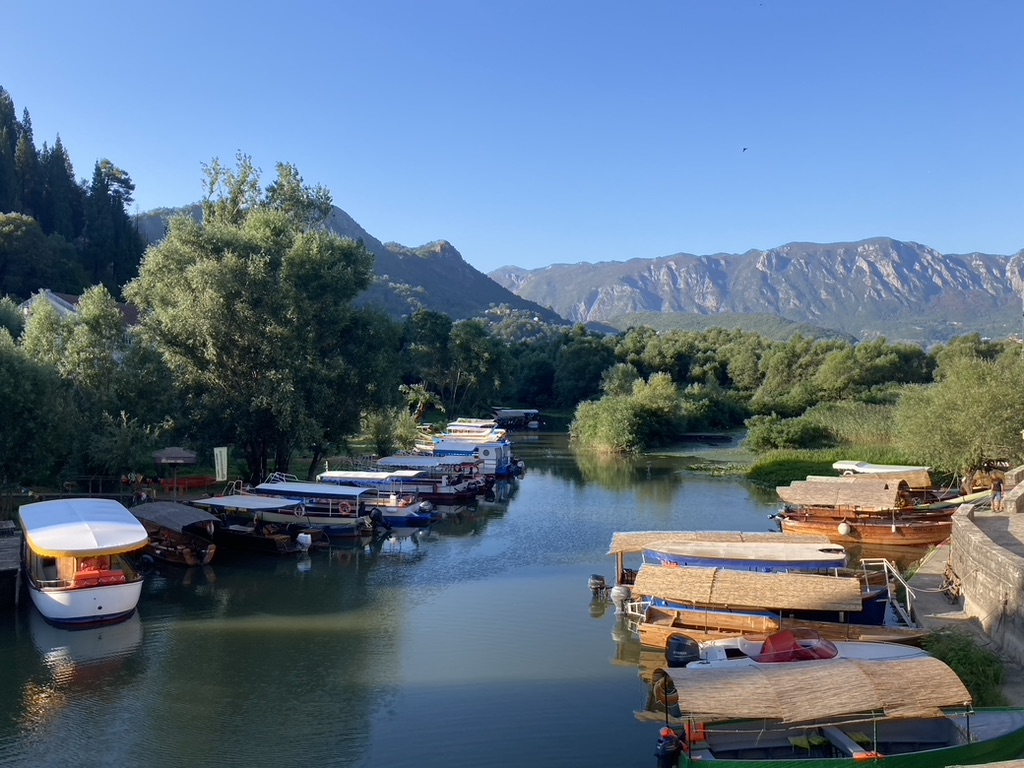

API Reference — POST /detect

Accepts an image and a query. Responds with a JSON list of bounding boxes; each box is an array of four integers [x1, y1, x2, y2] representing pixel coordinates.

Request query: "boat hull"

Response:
[[633, 604, 925, 649], [650, 709, 1024, 767], [141, 523, 217, 566], [27, 580, 143, 626], [642, 540, 846, 573], [256, 508, 370, 538], [778, 513, 952, 547]]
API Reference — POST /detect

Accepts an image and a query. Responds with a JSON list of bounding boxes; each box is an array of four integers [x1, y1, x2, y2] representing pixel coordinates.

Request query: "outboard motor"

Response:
[[369, 507, 392, 533], [665, 634, 701, 668], [654, 727, 684, 768], [588, 574, 607, 597], [610, 584, 632, 614]]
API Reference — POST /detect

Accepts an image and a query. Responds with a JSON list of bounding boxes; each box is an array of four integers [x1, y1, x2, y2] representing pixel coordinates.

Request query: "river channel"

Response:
[[0, 432, 916, 767]]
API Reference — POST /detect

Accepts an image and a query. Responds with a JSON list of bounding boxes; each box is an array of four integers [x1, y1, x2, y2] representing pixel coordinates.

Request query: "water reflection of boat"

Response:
[[28, 609, 143, 686]]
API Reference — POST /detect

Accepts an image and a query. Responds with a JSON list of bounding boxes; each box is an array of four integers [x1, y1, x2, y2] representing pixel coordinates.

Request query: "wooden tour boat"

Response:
[[641, 538, 847, 573], [776, 511, 953, 547], [130, 501, 218, 566], [638, 655, 1024, 767]]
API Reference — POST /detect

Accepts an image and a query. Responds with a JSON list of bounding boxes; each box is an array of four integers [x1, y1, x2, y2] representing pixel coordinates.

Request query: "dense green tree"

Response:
[[442, 318, 510, 415], [19, 285, 161, 476], [125, 158, 394, 480], [894, 354, 1024, 478], [0, 329, 74, 483], [932, 334, 1009, 378], [81, 160, 144, 295], [0, 296, 23, 337], [401, 309, 452, 400], [507, 349, 556, 408], [0, 87, 19, 212], [14, 109, 42, 219], [614, 326, 659, 375], [751, 334, 843, 416], [601, 362, 641, 397], [0, 213, 85, 299], [569, 396, 642, 454], [552, 331, 616, 407], [88, 410, 169, 476], [40, 136, 84, 241]]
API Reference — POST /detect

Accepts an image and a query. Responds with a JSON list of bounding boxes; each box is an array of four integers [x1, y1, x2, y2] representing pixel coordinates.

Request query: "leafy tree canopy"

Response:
[[125, 156, 397, 480]]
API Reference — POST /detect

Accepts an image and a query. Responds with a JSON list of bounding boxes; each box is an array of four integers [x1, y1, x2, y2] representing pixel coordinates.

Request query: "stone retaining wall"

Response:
[[948, 505, 1024, 666]]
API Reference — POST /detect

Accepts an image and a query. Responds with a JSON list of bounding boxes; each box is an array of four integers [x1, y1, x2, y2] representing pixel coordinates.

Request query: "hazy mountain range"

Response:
[[139, 208, 1024, 345], [489, 238, 1024, 344]]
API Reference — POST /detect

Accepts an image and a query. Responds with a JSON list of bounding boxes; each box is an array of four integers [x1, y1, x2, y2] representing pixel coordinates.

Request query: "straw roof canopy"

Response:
[[632, 564, 863, 611], [655, 655, 970, 723], [777, 477, 912, 511], [608, 530, 828, 556]]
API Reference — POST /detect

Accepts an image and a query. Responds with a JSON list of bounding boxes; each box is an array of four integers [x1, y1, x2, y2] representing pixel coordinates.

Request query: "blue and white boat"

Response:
[[641, 539, 848, 573], [316, 468, 478, 505], [250, 477, 434, 532], [19, 498, 149, 627]]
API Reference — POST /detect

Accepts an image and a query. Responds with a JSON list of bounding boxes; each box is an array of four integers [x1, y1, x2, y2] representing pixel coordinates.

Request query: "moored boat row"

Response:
[[599, 520, 1024, 767]]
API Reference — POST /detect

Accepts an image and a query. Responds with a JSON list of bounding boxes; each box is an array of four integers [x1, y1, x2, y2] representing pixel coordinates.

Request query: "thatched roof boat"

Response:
[[654, 655, 968, 722], [632, 564, 864, 612], [777, 477, 914, 511]]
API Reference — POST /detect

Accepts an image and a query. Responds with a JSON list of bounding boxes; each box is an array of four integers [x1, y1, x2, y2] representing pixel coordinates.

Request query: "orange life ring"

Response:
[[338, 502, 351, 515]]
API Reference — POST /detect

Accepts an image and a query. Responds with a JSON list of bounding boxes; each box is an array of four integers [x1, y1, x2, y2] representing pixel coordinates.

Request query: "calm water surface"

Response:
[[0, 434, 811, 767]]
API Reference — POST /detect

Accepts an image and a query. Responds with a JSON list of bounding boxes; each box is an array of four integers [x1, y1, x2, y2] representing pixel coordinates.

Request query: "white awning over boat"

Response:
[[376, 455, 481, 470], [19, 498, 149, 557], [253, 481, 371, 499], [192, 495, 305, 511], [833, 460, 931, 475]]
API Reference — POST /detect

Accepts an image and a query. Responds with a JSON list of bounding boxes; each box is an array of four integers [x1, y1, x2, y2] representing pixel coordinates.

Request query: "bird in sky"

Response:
[[742, 147, 748, 152]]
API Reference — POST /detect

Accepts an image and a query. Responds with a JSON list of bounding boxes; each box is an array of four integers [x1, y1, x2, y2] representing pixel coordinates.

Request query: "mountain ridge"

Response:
[[135, 205, 566, 325], [489, 237, 1024, 344]]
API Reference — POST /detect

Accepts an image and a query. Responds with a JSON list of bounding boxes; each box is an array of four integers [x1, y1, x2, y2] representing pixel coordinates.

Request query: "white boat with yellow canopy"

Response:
[[19, 498, 149, 626]]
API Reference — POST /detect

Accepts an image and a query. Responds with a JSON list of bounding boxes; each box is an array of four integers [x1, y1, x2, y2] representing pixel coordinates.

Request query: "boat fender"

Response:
[[684, 721, 707, 744], [837, 521, 852, 536], [652, 674, 681, 718]]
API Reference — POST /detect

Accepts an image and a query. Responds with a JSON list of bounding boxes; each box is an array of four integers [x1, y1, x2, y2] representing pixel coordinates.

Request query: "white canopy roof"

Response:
[[191, 495, 304, 511], [253, 481, 370, 499], [376, 455, 480, 470], [18, 498, 149, 557]]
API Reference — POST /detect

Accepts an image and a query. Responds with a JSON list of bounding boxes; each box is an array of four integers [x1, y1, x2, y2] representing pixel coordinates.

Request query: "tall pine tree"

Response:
[[0, 87, 20, 213]]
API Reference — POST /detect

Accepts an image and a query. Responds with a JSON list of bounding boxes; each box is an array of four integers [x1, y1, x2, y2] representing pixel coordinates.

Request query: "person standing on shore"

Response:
[[992, 474, 1005, 513]]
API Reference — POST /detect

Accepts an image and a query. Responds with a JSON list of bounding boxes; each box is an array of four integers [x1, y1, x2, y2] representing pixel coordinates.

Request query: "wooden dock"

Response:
[[0, 527, 21, 609]]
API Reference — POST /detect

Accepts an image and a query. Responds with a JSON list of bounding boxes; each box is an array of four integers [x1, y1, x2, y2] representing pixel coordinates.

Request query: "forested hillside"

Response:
[[0, 86, 144, 301]]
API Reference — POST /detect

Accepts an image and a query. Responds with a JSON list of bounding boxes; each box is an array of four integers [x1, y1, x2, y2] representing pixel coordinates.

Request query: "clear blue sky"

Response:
[[4, 1, 1022, 273]]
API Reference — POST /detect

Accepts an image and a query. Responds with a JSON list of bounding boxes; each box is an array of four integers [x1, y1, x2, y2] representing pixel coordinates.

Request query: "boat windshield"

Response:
[[750, 629, 838, 663]]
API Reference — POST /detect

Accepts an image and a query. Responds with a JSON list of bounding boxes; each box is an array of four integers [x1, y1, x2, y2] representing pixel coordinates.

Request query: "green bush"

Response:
[[922, 629, 1007, 707], [744, 413, 833, 453]]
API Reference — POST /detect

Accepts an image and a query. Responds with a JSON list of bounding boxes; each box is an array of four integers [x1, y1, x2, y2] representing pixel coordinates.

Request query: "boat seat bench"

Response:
[[822, 726, 874, 758], [688, 747, 715, 760]]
